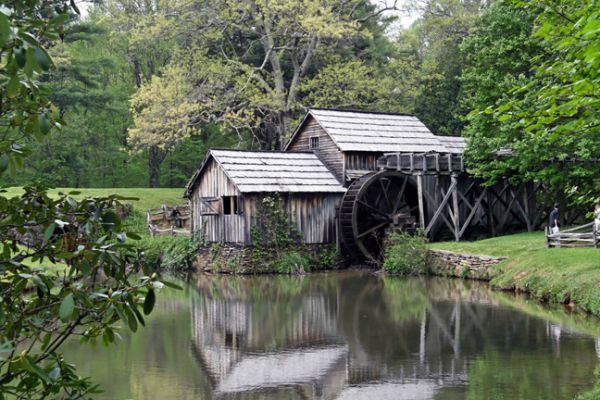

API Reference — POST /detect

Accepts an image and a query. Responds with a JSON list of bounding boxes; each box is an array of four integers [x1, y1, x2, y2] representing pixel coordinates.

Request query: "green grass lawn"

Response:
[[430, 232, 600, 316], [1, 187, 185, 210]]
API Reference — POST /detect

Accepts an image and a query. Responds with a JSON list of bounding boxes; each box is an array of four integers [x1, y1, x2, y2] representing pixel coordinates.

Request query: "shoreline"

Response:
[[429, 232, 600, 319]]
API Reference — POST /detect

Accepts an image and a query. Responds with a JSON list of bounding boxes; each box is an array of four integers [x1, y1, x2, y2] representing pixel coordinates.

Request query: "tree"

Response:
[[410, 0, 491, 136], [99, 0, 179, 187], [459, 0, 541, 183], [128, 0, 406, 157], [0, 2, 169, 398], [465, 0, 600, 205], [0, 19, 147, 188]]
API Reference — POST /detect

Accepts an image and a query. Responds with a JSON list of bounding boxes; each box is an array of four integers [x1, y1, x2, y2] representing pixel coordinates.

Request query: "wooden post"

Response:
[[523, 184, 533, 232], [417, 173, 426, 230], [452, 173, 460, 241], [486, 187, 496, 236]]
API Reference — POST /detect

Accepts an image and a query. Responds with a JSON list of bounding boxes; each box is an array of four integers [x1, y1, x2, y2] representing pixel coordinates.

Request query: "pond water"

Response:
[[64, 272, 600, 399]]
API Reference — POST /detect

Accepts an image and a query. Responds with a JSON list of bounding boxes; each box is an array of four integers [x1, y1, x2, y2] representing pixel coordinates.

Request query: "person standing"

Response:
[[549, 203, 560, 234], [170, 207, 182, 228], [594, 204, 600, 233]]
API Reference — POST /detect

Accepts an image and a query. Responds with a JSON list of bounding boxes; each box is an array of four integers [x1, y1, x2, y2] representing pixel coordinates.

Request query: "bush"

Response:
[[139, 234, 201, 272], [383, 232, 428, 275], [274, 251, 311, 274]]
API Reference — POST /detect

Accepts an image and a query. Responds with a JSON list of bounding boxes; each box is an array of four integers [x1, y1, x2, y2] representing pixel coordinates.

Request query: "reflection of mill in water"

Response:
[[189, 275, 595, 400]]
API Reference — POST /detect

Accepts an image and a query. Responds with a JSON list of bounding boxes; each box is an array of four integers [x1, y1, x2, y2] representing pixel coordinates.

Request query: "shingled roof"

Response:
[[185, 149, 345, 197], [437, 136, 468, 154], [287, 109, 450, 153]]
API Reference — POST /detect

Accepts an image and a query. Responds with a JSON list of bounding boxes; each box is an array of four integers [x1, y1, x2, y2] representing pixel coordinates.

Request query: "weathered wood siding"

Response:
[[243, 194, 342, 244], [190, 158, 247, 243], [286, 194, 341, 244], [191, 158, 342, 244], [344, 152, 382, 172], [287, 116, 344, 183]]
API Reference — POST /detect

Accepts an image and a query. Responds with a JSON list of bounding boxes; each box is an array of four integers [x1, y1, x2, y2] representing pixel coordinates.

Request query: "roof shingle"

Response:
[[308, 109, 449, 153], [206, 150, 345, 193]]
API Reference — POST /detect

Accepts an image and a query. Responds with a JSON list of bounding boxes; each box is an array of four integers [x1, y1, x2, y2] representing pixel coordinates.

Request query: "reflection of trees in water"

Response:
[[190, 273, 600, 399], [382, 277, 429, 324]]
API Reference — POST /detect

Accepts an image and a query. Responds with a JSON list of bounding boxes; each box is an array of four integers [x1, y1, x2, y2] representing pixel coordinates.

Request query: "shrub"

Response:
[[318, 244, 341, 269], [274, 251, 311, 274], [383, 231, 428, 275], [138, 234, 201, 272]]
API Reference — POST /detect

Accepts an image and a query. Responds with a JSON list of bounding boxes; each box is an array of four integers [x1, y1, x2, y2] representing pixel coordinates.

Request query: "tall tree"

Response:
[[404, 0, 491, 135], [128, 0, 406, 160], [459, 0, 541, 182], [99, 0, 179, 187], [465, 0, 600, 204]]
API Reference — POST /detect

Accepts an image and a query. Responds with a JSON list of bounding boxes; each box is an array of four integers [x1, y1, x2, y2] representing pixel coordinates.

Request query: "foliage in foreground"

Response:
[[383, 232, 428, 275], [0, 188, 173, 398], [0, 2, 175, 398]]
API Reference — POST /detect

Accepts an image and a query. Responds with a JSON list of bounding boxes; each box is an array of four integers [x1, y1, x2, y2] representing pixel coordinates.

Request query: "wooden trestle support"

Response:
[[339, 152, 539, 262]]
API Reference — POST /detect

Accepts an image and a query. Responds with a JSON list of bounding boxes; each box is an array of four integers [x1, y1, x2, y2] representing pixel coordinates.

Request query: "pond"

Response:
[[64, 272, 600, 399]]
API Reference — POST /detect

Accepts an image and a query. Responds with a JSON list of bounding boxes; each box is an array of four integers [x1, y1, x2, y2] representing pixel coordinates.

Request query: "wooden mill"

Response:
[[187, 109, 537, 262]]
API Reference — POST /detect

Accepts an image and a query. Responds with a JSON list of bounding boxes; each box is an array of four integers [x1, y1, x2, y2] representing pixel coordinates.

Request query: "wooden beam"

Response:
[[458, 187, 487, 239], [457, 189, 487, 228], [417, 173, 425, 229], [452, 173, 460, 241], [424, 188, 455, 234], [522, 184, 532, 231], [424, 178, 457, 235]]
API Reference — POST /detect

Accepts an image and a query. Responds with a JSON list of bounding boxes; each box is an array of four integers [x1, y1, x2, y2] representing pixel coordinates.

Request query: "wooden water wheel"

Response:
[[339, 171, 420, 263]]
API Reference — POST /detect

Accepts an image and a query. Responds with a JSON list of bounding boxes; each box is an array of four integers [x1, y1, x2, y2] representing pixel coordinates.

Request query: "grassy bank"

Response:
[[2, 187, 185, 210], [430, 232, 600, 316]]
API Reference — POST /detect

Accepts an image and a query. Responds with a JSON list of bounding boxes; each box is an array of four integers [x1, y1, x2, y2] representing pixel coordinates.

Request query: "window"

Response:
[[199, 197, 220, 215], [309, 136, 319, 150], [222, 196, 240, 215]]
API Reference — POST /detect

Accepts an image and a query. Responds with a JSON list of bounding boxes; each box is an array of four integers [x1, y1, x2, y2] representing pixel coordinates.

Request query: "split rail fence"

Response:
[[146, 204, 191, 237], [545, 222, 600, 248]]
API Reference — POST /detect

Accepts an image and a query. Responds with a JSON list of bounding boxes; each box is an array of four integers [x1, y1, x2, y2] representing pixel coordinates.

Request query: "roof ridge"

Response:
[[310, 107, 416, 117], [210, 148, 314, 154]]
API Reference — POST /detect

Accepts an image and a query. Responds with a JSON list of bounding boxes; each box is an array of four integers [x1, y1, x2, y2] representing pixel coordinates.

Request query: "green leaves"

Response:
[[43, 223, 56, 242], [59, 294, 75, 322], [0, 11, 9, 48], [32, 47, 52, 71], [143, 289, 156, 315]]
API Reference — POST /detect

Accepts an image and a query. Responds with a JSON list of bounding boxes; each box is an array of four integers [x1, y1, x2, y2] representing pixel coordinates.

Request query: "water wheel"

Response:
[[339, 171, 420, 263]]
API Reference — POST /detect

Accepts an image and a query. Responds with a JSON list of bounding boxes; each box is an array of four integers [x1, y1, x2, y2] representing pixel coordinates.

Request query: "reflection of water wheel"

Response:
[[339, 171, 420, 263]]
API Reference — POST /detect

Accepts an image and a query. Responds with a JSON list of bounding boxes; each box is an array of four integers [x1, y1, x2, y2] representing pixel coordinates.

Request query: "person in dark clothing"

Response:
[[170, 207, 182, 228], [548, 203, 560, 233]]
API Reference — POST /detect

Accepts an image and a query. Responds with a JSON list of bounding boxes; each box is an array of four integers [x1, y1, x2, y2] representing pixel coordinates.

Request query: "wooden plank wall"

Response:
[[191, 158, 342, 244], [287, 116, 345, 183], [243, 193, 341, 244], [344, 152, 382, 172], [286, 194, 341, 244], [191, 158, 247, 244]]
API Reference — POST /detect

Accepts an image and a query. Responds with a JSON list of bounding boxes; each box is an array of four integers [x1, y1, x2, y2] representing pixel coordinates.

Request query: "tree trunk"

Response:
[[148, 145, 163, 188]]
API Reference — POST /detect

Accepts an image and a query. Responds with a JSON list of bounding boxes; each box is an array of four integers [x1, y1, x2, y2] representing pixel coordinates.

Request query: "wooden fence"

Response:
[[146, 204, 191, 237], [545, 222, 599, 248]]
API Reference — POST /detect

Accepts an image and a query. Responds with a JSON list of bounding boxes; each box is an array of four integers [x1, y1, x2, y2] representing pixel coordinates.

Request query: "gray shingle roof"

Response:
[[189, 150, 345, 194], [437, 136, 468, 154], [308, 109, 449, 153]]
